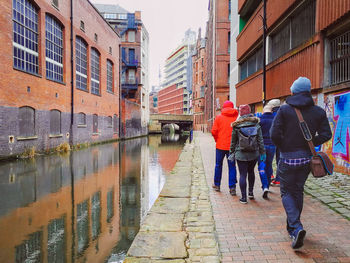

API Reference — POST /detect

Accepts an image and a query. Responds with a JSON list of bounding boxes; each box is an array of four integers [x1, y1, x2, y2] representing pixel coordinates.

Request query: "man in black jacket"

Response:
[[270, 77, 332, 249]]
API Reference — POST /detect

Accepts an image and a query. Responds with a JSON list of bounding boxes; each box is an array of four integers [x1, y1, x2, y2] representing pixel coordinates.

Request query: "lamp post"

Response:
[[262, 0, 267, 106]]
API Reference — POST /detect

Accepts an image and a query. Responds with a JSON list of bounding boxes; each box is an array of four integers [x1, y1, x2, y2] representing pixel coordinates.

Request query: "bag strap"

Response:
[[294, 108, 317, 156]]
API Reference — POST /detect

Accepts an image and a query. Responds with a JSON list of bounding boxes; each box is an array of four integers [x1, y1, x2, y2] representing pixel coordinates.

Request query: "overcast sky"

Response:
[[91, 0, 209, 88]]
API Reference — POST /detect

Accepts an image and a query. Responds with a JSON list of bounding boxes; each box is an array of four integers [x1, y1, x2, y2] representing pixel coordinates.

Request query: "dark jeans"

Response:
[[214, 149, 237, 189], [237, 159, 257, 199], [278, 161, 310, 236], [258, 145, 276, 188]]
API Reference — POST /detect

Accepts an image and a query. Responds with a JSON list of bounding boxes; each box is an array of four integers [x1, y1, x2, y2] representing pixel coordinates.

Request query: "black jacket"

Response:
[[270, 92, 332, 159]]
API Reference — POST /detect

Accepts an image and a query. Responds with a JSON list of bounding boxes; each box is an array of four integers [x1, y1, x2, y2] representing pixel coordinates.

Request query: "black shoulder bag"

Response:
[[294, 108, 334, 178]]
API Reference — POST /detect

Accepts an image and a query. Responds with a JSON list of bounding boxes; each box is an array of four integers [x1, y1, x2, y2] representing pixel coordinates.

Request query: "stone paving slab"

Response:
[[140, 213, 183, 232], [160, 185, 191, 198], [124, 259, 185, 263], [150, 197, 190, 214], [127, 232, 188, 258]]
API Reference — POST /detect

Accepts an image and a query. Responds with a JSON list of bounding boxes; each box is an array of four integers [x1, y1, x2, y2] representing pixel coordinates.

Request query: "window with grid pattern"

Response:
[[107, 60, 113, 92], [91, 48, 100, 95], [46, 14, 63, 82], [13, 0, 39, 74], [76, 37, 88, 90]]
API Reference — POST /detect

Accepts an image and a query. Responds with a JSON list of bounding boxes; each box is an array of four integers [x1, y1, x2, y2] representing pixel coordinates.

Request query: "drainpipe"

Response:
[[262, 0, 267, 106], [70, 0, 74, 144], [119, 44, 122, 139], [69, 2, 75, 261]]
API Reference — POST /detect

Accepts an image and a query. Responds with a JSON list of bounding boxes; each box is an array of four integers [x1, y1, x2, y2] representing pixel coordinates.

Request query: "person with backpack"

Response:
[[270, 77, 332, 249], [229, 104, 265, 204], [211, 100, 239, 195]]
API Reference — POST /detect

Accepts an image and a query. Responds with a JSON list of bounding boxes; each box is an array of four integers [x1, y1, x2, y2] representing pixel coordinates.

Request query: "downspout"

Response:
[[262, 0, 267, 106], [119, 44, 123, 139], [70, 0, 74, 144], [212, 0, 216, 124], [69, 1, 75, 262]]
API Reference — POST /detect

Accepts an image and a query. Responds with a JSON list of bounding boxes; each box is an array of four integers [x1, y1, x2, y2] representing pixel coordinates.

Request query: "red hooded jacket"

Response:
[[211, 107, 239, 150]]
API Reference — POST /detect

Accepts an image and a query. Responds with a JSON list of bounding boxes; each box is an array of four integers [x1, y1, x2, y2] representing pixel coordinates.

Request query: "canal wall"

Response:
[[124, 139, 220, 262]]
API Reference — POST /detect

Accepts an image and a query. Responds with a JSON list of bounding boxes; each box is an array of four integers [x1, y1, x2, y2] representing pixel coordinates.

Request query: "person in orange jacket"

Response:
[[211, 101, 239, 195]]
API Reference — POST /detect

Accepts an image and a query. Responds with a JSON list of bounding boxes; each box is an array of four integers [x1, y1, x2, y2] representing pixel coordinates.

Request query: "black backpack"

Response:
[[237, 126, 258, 152]]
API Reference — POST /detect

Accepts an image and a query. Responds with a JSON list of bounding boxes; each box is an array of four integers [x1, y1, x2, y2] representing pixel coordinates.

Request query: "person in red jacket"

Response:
[[211, 101, 239, 195]]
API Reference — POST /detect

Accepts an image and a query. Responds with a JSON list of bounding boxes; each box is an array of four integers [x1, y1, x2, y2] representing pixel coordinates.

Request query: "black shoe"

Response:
[[262, 188, 269, 199], [229, 188, 236, 196], [239, 197, 247, 204], [292, 229, 306, 249], [248, 192, 254, 199], [212, 184, 220, 192]]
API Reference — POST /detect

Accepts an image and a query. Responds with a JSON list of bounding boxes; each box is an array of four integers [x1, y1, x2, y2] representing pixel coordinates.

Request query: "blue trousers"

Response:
[[278, 161, 310, 236], [237, 159, 257, 199], [214, 149, 237, 189], [258, 145, 276, 187]]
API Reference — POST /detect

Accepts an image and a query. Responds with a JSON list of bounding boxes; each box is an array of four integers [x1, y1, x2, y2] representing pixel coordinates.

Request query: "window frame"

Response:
[[75, 36, 88, 91], [45, 14, 64, 83], [106, 59, 114, 93], [90, 48, 100, 95], [12, 0, 39, 75]]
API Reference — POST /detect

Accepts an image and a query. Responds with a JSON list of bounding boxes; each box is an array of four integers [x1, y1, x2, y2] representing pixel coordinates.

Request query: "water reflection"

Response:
[[0, 135, 187, 263]]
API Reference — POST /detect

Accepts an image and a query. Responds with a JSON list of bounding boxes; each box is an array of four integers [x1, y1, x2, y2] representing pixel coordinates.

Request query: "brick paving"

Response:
[[196, 132, 350, 263]]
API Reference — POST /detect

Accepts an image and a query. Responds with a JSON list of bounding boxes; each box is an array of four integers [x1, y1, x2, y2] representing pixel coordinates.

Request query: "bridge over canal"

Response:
[[149, 114, 193, 134]]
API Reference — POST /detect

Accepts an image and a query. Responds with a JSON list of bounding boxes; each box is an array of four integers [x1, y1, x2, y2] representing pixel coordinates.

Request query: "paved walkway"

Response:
[[197, 132, 350, 263]]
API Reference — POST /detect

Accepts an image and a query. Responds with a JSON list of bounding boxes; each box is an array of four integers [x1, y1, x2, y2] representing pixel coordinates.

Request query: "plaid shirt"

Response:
[[281, 157, 311, 166]]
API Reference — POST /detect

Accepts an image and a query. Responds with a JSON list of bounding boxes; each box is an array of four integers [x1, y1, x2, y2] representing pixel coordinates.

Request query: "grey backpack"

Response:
[[238, 126, 258, 152]]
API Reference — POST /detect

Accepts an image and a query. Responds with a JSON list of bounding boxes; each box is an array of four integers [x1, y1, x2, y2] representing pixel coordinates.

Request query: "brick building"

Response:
[[205, 0, 231, 131], [235, 0, 350, 173], [95, 4, 150, 135], [157, 84, 186, 115], [192, 29, 207, 131], [0, 0, 121, 158]]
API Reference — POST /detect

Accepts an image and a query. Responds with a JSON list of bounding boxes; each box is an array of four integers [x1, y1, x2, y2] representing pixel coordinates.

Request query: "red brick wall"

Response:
[[158, 84, 184, 114], [73, 0, 120, 118]]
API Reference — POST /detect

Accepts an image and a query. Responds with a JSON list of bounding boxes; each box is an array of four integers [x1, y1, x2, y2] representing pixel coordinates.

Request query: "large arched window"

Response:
[[76, 37, 88, 90], [13, 0, 39, 74], [45, 14, 64, 82], [19, 106, 35, 137], [91, 48, 100, 95]]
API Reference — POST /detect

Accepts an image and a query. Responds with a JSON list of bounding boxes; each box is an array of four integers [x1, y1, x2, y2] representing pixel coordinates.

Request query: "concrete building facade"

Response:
[[0, 0, 121, 158], [235, 0, 350, 173], [162, 29, 196, 115], [94, 4, 150, 135], [192, 29, 207, 132], [205, 0, 231, 131]]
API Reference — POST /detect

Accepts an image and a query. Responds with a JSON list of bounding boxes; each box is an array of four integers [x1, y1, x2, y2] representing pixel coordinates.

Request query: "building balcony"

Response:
[[122, 78, 138, 90]]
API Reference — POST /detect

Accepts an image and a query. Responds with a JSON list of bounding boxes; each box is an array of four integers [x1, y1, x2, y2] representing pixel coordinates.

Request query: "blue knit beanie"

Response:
[[290, 77, 311, 94]]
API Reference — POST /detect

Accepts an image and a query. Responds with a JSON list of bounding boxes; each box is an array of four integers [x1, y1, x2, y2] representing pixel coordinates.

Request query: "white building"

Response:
[[162, 29, 196, 114]]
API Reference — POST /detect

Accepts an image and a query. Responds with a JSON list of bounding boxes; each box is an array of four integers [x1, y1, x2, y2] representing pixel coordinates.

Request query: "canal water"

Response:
[[0, 134, 188, 263]]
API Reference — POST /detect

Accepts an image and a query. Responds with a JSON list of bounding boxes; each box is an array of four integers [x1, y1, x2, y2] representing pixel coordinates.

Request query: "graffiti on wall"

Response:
[[323, 90, 350, 173]]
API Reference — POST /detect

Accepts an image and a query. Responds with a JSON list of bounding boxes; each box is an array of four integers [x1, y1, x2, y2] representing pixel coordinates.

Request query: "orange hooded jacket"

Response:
[[211, 107, 239, 151]]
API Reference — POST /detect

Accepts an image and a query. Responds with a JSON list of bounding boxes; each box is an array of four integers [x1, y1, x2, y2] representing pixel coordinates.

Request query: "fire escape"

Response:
[[121, 13, 139, 99]]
